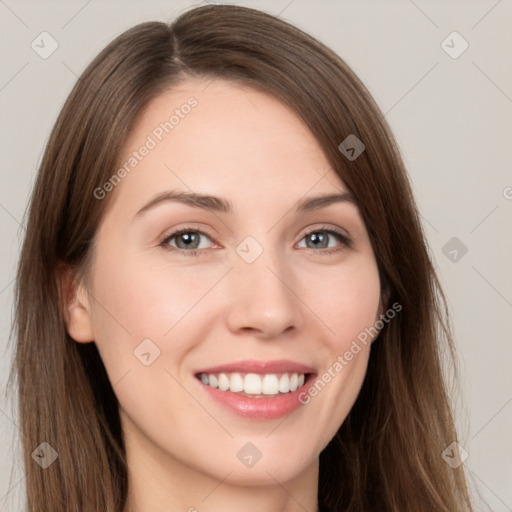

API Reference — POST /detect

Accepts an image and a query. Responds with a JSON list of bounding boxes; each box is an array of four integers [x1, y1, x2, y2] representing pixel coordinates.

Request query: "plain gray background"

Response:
[[1, 1, 511, 510]]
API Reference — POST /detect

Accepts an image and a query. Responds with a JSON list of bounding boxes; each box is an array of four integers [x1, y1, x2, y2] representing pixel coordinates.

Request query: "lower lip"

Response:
[[196, 376, 315, 420]]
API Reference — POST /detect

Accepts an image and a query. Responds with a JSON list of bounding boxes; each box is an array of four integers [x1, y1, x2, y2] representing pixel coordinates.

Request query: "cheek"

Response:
[[307, 258, 381, 350], [87, 247, 226, 372], [86, 254, 217, 430], [296, 257, 380, 438]]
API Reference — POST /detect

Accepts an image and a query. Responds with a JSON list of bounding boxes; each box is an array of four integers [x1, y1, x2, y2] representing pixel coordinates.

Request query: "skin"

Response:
[[63, 78, 382, 512]]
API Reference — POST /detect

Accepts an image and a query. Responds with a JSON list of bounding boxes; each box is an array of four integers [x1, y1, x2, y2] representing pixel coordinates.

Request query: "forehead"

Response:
[[109, 77, 347, 212]]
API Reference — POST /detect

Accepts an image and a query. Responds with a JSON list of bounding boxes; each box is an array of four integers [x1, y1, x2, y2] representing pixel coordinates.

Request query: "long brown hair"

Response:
[[10, 4, 473, 511]]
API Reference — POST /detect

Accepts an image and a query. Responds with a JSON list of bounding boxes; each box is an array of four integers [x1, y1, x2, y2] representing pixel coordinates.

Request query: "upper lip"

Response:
[[194, 359, 317, 375]]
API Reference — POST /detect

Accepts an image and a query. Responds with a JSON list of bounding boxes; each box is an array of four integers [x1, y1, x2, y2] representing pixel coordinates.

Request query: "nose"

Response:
[[224, 249, 303, 340]]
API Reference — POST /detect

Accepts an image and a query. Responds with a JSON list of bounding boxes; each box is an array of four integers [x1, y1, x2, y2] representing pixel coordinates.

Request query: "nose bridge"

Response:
[[225, 234, 301, 337]]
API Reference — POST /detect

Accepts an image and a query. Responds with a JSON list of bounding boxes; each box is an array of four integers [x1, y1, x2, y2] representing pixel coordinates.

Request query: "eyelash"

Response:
[[159, 225, 352, 257]]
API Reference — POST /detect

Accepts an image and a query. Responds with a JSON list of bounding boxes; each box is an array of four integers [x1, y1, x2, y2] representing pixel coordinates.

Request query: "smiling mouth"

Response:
[[195, 371, 314, 397]]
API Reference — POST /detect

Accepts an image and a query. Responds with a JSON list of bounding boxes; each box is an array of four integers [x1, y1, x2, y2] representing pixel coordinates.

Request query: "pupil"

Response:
[[309, 232, 327, 249], [179, 232, 199, 249]]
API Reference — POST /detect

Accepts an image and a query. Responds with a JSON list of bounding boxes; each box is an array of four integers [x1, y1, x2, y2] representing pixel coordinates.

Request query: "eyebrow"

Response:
[[135, 189, 356, 217]]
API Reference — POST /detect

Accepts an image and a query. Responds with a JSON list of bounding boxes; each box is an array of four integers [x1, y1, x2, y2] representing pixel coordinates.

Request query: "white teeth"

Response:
[[278, 374, 290, 393], [244, 373, 262, 394], [229, 372, 244, 392], [209, 374, 218, 388], [218, 373, 230, 391], [289, 373, 299, 392], [198, 371, 308, 395], [262, 374, 279, 395]]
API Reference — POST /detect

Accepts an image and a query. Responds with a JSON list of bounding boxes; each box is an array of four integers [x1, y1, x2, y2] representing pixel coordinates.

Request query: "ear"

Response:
[[57, 263, 94, 343]]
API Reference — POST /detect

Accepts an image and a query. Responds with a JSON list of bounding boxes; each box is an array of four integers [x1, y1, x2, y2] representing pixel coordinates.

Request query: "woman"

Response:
[[11, 4, 474, 511]]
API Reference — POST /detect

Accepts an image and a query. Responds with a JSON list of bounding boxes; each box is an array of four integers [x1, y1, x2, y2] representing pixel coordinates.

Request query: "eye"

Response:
[[159, 225, 351, 257], [160, 227, 214, 255], [296, 226, 351, 254]]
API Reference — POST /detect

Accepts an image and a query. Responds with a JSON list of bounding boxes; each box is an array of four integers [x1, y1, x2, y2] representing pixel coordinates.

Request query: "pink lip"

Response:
[[196, 375, 315, 420], [194, 359, 317, 420], [194, 359, 316, 375]]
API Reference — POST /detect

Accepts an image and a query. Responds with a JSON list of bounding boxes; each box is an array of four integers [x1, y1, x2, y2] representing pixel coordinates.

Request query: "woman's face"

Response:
[[71, 78, 382, 488]]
